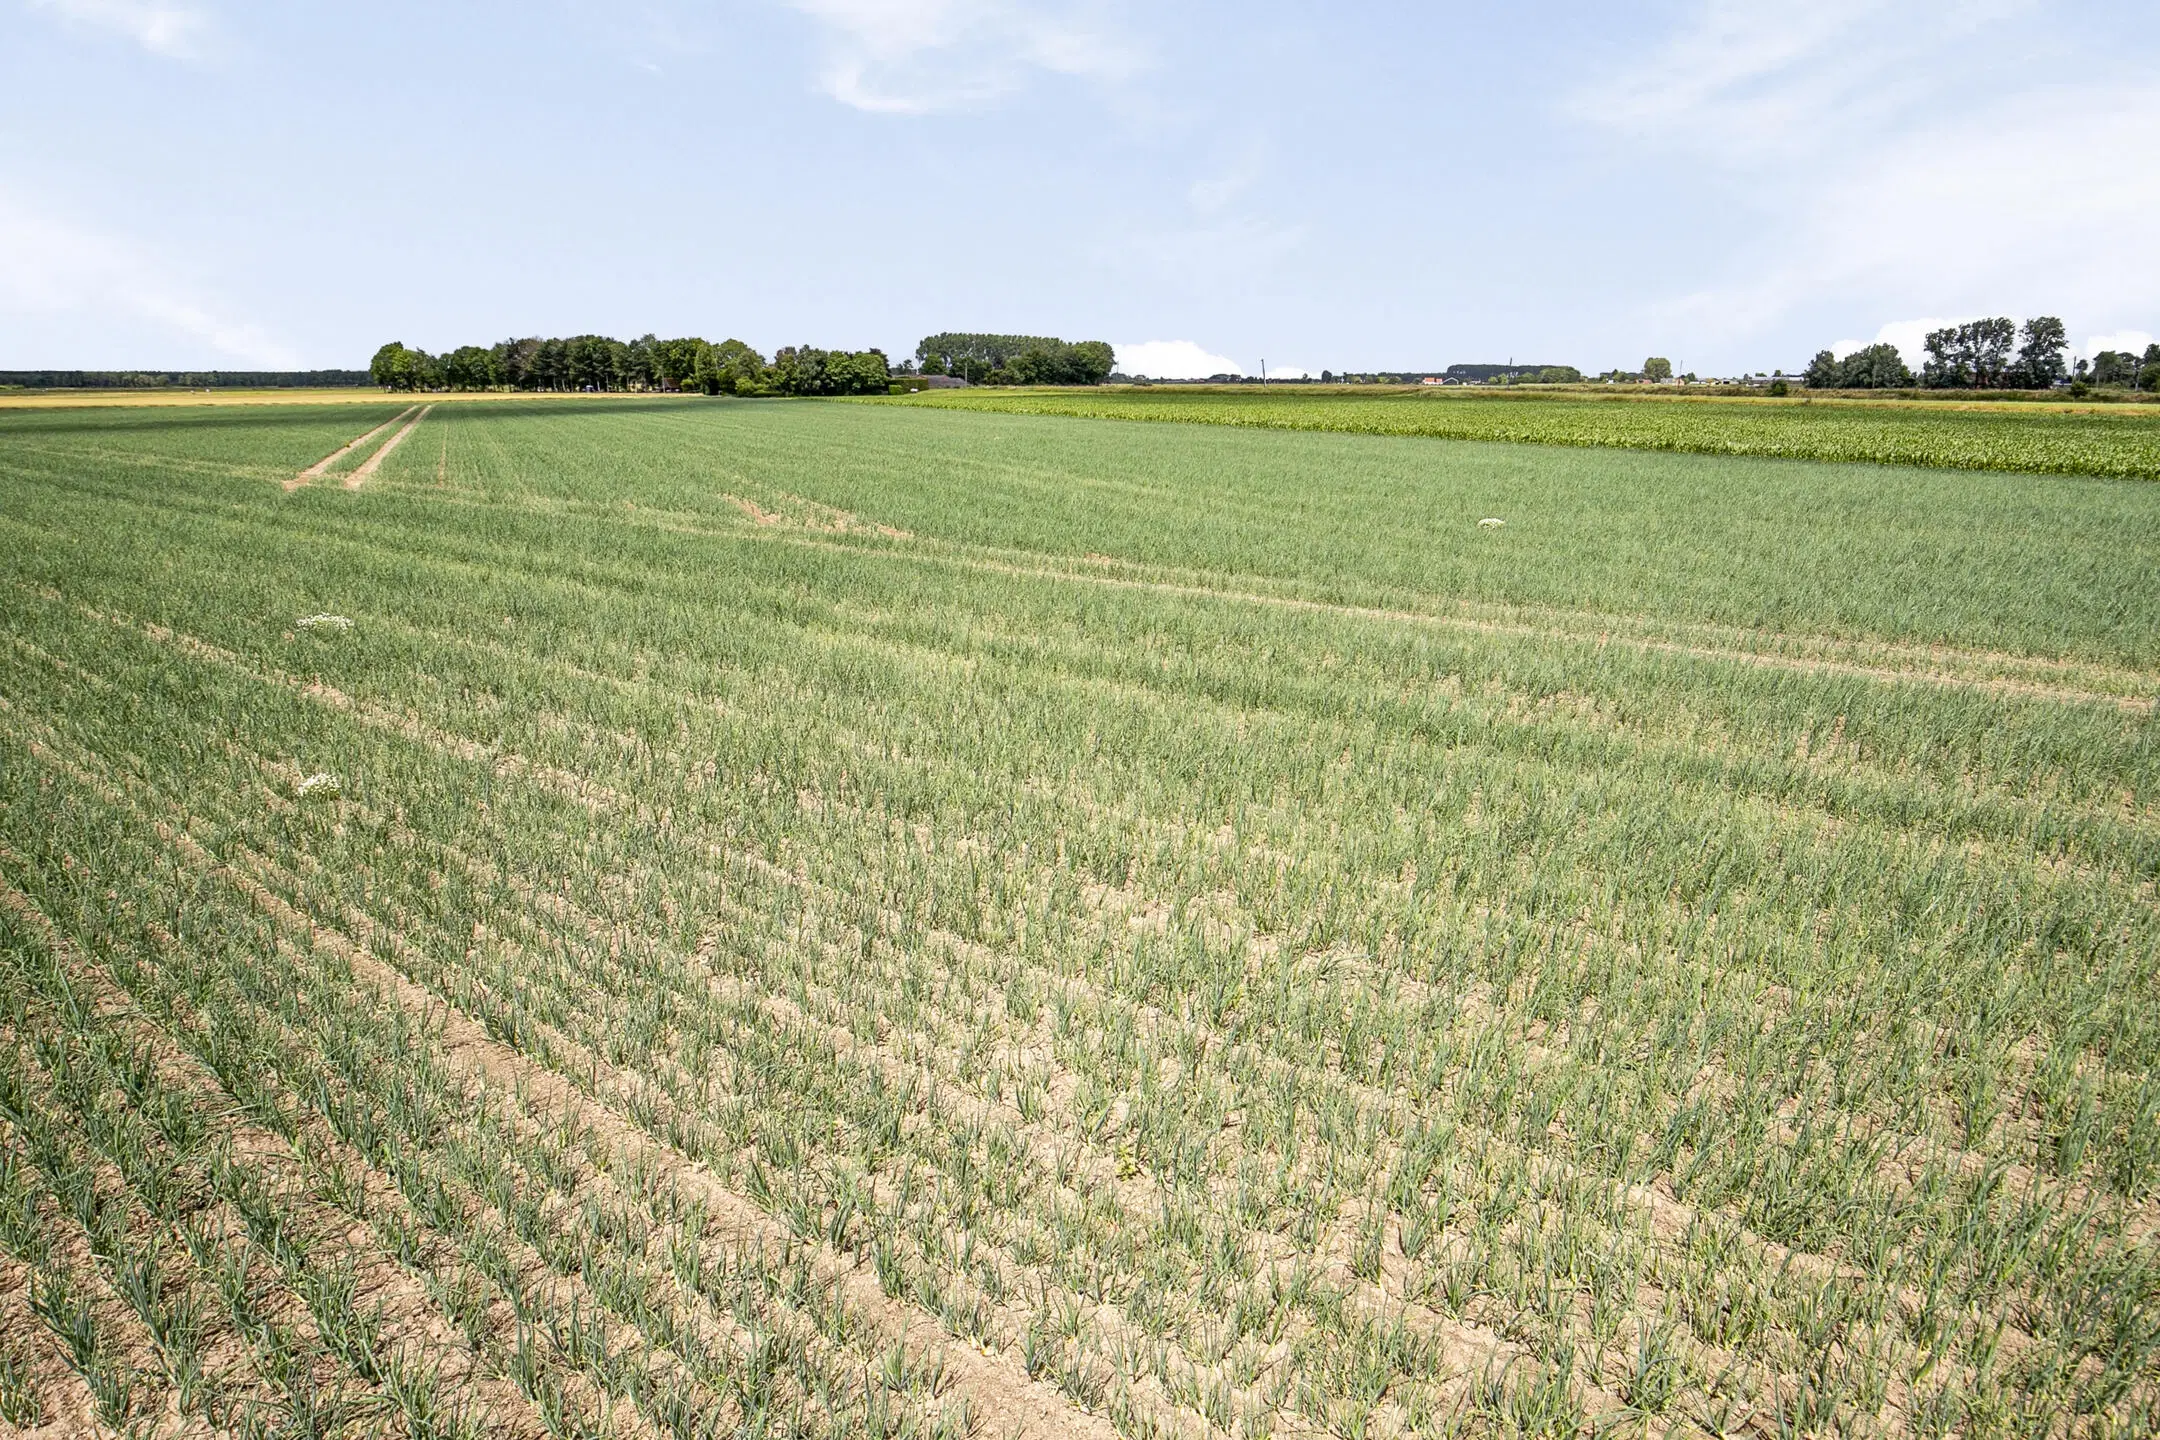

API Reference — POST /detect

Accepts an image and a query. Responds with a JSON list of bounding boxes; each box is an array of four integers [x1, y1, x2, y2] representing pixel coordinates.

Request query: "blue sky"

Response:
[[5, 0, 2156, 377]]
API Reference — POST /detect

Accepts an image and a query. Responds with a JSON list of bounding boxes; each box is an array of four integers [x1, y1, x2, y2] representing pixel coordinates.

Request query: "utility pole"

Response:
[[1261, 359, 1267, 385]]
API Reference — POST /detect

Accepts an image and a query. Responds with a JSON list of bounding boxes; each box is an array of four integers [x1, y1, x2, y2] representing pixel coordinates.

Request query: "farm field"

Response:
[[889, 387, 2160, 481], [1, 395, 2157, 1439], [0, 390, 636, 411]]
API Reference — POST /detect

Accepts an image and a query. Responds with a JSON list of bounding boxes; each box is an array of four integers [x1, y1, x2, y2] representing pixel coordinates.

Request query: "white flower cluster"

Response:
[[295, 773, 339, 797], [1478, 517, 1506, 528], [295, 614, 353, 631]]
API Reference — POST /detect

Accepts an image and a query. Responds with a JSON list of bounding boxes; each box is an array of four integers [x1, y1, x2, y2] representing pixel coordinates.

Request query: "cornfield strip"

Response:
[[887, 387, 2160, 481]]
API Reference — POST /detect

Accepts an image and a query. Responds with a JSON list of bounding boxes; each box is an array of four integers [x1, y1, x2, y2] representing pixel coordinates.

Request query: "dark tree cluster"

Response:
[[1803, 343, 1915, 389], [2085, 344, 2160, 392], [914, 334, 1115, 386], [1431, 363, 1582, 384], [368, 336, 891, 396]]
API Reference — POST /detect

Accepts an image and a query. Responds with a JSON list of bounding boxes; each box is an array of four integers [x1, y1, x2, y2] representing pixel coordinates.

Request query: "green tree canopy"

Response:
[[369, 342, 423, 391], [1642, 357, 1673, 382], [1805, 344, 1913, 390], [1923, 319, 2016, 387], [2013, 317, 2067, 388], [2089, 351, 2138, 387], [916, 333, 1115, 386], [442, 345, 499, 391], [378, 332, 893, 395], [766, 346, 890, 396]]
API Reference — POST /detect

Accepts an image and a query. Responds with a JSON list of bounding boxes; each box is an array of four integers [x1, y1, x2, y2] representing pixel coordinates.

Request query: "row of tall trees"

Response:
[[368, 336, 892, 396], [1807, 319, 2159, 392], [1921, 317, 2065, 388], [914, 333, 1115, 386], [1804, 317, 2067, 390]]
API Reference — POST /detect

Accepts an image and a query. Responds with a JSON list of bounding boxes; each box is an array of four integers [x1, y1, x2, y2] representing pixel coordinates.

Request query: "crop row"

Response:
[[889, 389, 2160, 481]]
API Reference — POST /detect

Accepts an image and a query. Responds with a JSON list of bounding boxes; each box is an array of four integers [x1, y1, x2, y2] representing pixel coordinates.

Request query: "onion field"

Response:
[[0, 396, 2156, 1439]]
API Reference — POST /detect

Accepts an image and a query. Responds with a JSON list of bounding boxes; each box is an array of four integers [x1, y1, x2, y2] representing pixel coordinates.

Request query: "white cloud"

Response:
[[2083, 330, 2154, 360], [28, 0, 208, 58], [1114, 340, 1240, 379], [0, 184, 295, 366], [785, 0, 1141, 114], [1828, 318, 1972, 369]]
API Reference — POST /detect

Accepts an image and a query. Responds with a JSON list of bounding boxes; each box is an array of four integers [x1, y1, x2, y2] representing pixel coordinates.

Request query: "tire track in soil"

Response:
[[342, 483, 2159, 709], [745, 527, 2160, 715], [344, 404, 433, 489], [284, 406, 416, 491]]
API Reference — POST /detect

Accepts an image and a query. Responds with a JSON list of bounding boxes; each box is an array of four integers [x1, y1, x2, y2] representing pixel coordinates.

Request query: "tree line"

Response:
[[0, 370, 366, 389], [1804, 317, 2158, 392], [368, 336, 894, 396], [368, 330, 1123, 394], [914, 334, 1115, 386]]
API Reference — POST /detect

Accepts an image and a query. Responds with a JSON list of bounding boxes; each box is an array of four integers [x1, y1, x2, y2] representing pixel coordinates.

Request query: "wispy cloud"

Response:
[[1187, 147, 1264, 217], [0, 184, 295, 366], [27, 0, 209, 59], [1567, 1, 2016, 161], [1579, 2, 2157, 355], [785, 0, 1141, 113], [1659, 83, 2160, 351]]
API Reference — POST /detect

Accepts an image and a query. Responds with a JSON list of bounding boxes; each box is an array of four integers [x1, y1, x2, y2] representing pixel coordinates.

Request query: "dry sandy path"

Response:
[[344, 404, 432, 488], [284, 404, 415, 489]]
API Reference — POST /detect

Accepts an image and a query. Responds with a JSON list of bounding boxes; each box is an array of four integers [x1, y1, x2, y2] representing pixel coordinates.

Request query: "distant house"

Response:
[[1419, 376, 1444, 386], [921, 375, 970, 389]]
